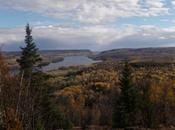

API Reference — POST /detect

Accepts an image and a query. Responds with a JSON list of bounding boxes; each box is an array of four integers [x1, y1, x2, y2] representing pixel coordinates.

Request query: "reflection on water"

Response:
[[42, 56, 100, 71]]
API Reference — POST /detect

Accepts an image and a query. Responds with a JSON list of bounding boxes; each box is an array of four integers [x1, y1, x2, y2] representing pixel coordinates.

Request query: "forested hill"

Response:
[[3, 49, 94, 69], [95, 47, 175, 62], [3, 49, 93, 57]]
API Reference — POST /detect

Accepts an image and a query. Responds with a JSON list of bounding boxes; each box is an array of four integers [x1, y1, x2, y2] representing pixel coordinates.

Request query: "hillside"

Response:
[[47, 61, 175, 128], [95, 47, 175, 62], [3, 49, 93, 69]]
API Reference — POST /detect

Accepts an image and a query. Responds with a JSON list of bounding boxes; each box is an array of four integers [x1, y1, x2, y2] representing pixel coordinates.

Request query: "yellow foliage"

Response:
[[57, 86, 82, 97], [149, 80, 175, 104]]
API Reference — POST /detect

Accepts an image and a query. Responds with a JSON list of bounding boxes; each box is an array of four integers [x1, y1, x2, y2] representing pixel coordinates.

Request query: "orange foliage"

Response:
[[0, 53, 23, 130], [4, 108, 23, 130]]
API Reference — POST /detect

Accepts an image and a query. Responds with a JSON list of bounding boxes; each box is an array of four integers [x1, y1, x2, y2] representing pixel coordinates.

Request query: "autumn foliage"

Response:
[[0, 53, 23, 130], [48, 62, 175, 129], [1, 24, 175, 129]]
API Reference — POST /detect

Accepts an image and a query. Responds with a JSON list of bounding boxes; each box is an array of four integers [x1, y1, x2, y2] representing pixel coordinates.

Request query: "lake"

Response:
[[42, 56, 100, 71]]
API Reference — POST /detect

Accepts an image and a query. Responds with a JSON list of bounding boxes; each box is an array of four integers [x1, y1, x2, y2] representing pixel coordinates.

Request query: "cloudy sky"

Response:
[[1, 0, 175, 51]]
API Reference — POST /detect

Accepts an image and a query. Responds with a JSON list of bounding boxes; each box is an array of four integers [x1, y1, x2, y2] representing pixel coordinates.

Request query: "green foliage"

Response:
[[17, 23, 41, 75], [15, 24, 71, 130], [113, 61, 137, 128], [47, 61, 175, 128], [35, 118, 45, 130], [8, 37, 175, 130], [137, 77, 159, 128], [40, 75, 73, 130]]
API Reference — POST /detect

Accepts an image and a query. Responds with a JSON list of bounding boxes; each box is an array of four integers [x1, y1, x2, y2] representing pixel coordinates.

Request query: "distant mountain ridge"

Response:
[[4, 47, 175, 64], [3, 49, 92, 56], [95, 47, 175, 62], [3, 49, 93, 69]]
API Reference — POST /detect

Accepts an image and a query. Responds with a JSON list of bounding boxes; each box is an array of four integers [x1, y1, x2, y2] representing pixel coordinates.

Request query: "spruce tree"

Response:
[[16, 24, 42, 129], [39, 82, 73, 130], [16, 24, 72, 130], [17, 23, 41, 75], [113, 61, 137, 128]]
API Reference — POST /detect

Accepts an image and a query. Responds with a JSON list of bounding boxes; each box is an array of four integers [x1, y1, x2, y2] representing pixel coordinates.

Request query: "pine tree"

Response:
[[41, 85, 73, 129], [17, 23, 41, 76], [16, 24, 42, 130], [16, 24, 72, 130], [113, 61, 137, 128]]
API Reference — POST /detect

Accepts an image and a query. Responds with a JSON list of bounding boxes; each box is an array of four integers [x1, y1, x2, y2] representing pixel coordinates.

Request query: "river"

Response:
[[42, 56, 100, 71]]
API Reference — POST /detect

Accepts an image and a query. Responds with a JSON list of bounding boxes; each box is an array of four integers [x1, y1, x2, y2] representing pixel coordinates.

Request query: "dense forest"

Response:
[[1, 25, 175, 130]]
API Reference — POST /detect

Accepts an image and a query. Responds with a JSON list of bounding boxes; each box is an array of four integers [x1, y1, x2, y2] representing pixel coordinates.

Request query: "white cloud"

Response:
[[0, 0, 170, 24], [172, 0, 175, 6], [0, 28, 24, 44], [1, 24, 175, 51]]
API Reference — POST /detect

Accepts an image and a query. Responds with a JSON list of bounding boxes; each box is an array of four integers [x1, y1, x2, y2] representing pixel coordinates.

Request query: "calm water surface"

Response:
[[42, 56, 100, 71]]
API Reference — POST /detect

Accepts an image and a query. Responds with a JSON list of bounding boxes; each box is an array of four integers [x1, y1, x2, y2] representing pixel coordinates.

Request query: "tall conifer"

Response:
[[17, 23, 41, 75], [113, 61, 137, 128]]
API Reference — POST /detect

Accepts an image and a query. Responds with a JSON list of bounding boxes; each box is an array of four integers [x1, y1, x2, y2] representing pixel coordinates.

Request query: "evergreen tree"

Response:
[[17, 23, 41, 75], [16, 24, 72, 130], [113, 61, 137, 128], [38, 74, 73, 130], [138, 75, 157, 128]]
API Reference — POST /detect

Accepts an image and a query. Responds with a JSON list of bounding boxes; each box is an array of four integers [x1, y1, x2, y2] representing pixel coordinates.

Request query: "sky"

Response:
[[1, 0, 175, 51]]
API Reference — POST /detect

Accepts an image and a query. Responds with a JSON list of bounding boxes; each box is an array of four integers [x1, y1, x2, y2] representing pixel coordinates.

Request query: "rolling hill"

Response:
[[94, 47, 175, 62]]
